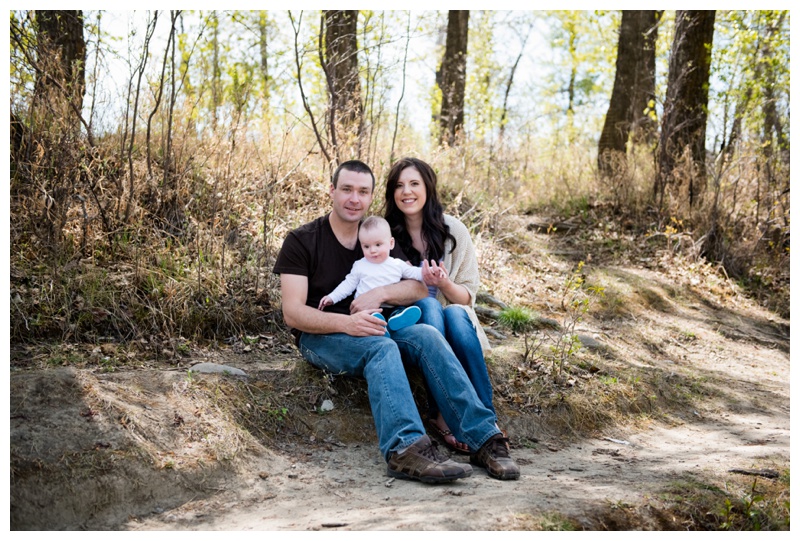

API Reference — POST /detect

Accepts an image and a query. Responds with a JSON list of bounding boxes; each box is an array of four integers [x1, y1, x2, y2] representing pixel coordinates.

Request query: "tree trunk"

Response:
[[30, 10, 88, 249], [758, 11, 789, 163], [598, 10, 661, 177], [630, 10, 662, 145], [756, 11, 789, 235], [438, 10, 469, 147], [323, 10, 363, 143], [258, 11, 269, 105], [34, 10, 86, 109], [655, 10, 715, 210], [177, 13, 196, 133], [211, 11, 220, 129]]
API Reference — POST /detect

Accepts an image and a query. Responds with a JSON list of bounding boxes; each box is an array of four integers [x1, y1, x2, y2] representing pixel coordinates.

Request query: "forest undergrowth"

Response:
[[10, 128, 791, 530], [9, 8, 792, 530], [10, 125, 789, 346]]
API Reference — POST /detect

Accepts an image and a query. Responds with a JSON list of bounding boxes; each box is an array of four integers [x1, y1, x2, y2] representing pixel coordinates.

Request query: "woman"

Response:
[[384, 157, 495, 454]]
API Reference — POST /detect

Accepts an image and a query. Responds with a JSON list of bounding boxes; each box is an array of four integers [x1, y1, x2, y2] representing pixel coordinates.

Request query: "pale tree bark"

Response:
[[124, 13, 158, 223], [258, 11, 270, 106], [211, 11, 220, 129], [755, 11, 789, 234], [146, 12, 178, 179], [758, 11, 789, 163], [438, 10, 469, 147]]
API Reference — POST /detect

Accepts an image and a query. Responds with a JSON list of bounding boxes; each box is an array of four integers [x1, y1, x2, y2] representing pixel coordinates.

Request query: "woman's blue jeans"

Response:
[[298, 324, 499, 461], [414, 296, 496, 422]]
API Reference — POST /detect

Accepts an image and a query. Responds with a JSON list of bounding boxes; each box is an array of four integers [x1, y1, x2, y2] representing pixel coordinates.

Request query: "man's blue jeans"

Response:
[[414, 297, 496, 422], [298, 324, 500, 461]]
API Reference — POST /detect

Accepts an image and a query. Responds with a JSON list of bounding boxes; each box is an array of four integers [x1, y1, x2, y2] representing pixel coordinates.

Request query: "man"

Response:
[[273, 160, 519, 483]]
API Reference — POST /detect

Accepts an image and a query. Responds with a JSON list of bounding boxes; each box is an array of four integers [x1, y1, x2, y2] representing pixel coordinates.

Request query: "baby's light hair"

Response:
[[360, 215, 391, 235]]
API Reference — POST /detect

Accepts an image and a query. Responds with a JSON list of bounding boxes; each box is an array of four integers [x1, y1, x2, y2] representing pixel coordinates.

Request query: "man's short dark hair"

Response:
[[332, 160, 375, 190]]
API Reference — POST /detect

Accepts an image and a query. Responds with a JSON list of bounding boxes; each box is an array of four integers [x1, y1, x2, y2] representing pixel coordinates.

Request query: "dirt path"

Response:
[[122, 317, 789, 531], [10, 256, 790, 530], [124, 409, 789, 530]]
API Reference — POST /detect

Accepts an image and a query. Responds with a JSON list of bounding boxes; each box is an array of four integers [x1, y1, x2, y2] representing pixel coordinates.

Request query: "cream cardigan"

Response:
[[438, 214, 491, 353]]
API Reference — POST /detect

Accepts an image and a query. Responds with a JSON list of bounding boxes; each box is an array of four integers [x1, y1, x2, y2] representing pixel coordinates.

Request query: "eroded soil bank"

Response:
[[11, 282, 790, 530]]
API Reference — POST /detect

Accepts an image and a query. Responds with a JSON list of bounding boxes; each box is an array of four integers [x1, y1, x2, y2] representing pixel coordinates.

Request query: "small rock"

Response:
[[320, 399, 334, 412], [577, 334, 604, 349], [603, 437, 631, 445], [189, 362, 247, 377]]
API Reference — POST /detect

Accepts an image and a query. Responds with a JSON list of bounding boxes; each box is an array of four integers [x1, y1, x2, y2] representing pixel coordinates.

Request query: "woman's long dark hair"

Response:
[[383, 157, 456, 266]]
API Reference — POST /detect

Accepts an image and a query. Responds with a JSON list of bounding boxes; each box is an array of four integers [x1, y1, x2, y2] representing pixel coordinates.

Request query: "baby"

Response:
[[319, 216, 422, 333]]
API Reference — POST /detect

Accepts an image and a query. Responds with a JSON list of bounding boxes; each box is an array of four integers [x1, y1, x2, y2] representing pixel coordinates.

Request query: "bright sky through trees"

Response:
[[77, 10, 564, 149]]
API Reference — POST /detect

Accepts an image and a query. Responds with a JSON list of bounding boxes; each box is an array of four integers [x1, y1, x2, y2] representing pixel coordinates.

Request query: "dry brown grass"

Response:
[[10, 100, 789, 505], [10, 102, 788, 343]]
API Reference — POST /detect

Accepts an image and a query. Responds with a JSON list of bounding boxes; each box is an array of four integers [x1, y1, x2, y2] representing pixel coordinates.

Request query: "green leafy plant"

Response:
[[742, 479, 765, 530], [99, 356, 117, 373], [242, 335, 259, 345], [269, 407, 289, 422], [498, 305, 541, 363], [545, 261, 605, 381]]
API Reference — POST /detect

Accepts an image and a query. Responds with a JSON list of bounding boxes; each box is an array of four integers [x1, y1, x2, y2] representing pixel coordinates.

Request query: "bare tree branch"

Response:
[[288, 10, 332, 166], [390, 11, 412, 164]]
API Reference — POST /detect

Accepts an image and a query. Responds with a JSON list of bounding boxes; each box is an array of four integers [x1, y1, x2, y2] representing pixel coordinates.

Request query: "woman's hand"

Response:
[[422, 259, 450, 288], [422, 259, 471, 305]]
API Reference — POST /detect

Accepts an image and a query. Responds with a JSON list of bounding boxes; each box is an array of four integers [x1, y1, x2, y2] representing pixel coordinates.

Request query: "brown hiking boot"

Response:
[[387, 435, 473, 483], [470, 434, 520, 480]]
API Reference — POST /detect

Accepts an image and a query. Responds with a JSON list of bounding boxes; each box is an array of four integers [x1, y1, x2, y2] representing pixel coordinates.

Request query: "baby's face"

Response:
[[359, 226, 394, 264]]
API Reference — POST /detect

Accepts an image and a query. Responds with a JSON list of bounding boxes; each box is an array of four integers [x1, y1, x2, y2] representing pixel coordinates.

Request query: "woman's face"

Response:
[[393, 166, 427, 219]]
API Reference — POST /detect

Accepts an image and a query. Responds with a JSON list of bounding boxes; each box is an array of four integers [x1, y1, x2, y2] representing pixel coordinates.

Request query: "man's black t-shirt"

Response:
[[272, 213, 407, 317]]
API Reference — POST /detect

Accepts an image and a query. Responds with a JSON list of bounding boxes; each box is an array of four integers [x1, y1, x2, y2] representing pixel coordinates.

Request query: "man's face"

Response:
[[330, 169, 373, 224]]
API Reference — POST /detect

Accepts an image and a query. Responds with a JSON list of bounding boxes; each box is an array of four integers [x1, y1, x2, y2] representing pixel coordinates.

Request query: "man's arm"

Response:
[[281, 274, 387, 336], [348, 278, 428, 314]]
